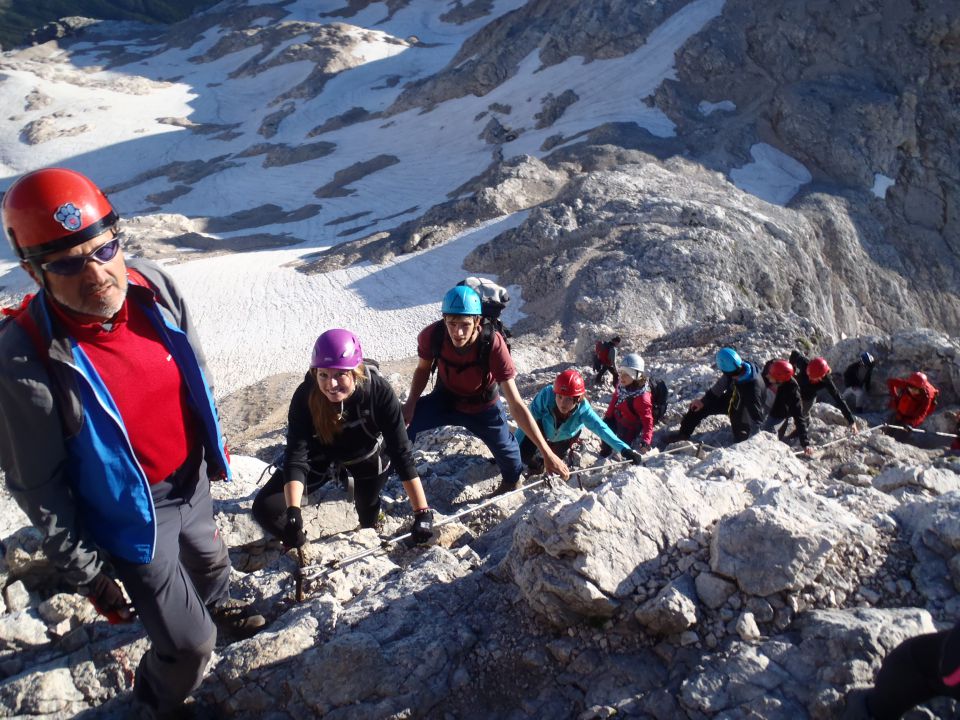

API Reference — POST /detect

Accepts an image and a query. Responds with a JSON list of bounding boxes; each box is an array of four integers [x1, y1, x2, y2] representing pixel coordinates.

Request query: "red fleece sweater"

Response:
[[54, 299, 198, 484]]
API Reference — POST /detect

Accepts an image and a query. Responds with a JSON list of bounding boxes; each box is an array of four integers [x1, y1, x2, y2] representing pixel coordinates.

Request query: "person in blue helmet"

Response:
[[663, 347, 766, 444], [403, 285, 569, 495]]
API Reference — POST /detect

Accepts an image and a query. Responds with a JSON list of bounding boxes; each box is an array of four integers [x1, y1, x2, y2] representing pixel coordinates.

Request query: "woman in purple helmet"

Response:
[[252, 329, 433, 547]]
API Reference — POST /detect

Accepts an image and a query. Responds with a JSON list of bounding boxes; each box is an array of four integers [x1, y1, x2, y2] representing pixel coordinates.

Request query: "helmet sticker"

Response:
[[54, 203, 83, 231]]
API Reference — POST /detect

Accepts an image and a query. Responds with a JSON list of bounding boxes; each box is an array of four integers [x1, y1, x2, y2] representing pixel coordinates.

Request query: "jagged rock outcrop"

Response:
[[504, 467, 748, 625], [656, 0, 960, 327], [466, 153, 960, 342]]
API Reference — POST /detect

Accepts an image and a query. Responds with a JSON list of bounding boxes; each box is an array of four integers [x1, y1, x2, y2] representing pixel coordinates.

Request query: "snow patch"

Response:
[[730, 143, 812, 205], [698, 99, 736, 115], [872, 173, 895, 198]]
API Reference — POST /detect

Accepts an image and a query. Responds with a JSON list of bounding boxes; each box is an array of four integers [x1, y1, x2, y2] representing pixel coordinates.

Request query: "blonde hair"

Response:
[[308, 365, 368, 444]]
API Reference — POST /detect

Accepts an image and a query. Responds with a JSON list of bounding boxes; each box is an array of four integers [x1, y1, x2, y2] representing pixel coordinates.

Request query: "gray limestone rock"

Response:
[[635, 575, 699, 635], [695, 572, 736, 610], [504, 467, 748, 625], [711, 484, 877, 596]]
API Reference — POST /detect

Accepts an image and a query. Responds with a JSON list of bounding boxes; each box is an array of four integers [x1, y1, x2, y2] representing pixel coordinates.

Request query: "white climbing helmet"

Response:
[[621, 353, 645, 375]]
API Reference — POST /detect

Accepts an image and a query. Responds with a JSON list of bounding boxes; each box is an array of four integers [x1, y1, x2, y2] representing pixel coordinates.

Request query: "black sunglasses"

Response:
[[40, 235, 122, 276]]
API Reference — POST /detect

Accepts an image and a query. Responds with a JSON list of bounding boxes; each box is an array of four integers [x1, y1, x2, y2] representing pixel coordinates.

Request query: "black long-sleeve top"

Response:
[[843, 361, 873, 392], [789, 350, 856, 425], [768, 378, 810, 447], [283, 371, 418, 485]]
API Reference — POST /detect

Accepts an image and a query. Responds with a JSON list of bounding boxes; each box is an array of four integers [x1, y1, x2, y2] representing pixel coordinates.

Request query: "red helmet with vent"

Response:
[[806, 357, 831, 382], [554, 369, 586, 397], [768, 360, 795, 383], [2, 167, 118, 260]]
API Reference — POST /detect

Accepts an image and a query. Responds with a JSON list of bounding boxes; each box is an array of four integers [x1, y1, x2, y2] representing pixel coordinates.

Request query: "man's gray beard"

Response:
[[59, 284, 127, 320]]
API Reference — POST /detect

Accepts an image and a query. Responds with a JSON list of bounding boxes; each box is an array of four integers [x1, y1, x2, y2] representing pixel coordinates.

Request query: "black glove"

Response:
[[622, 448, 644, 465], [281, 506, 307, 549], [83, 571, 135, 624], [408, 508, 435, 546]]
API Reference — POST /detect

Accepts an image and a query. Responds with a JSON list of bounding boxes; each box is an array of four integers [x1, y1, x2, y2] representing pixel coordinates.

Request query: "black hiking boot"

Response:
[[525, 455, 545, 476], [209, 598, 266, 641], [491, 477, 522, 496], [660, 431, 690, 449]]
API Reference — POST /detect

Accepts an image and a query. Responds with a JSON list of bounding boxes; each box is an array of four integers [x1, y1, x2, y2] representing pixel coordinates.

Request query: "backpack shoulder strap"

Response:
[[126, 266, 171, 312], [13, 308, 49, 367], [429, 320, 445, 375], [477, 321, 495, 370]]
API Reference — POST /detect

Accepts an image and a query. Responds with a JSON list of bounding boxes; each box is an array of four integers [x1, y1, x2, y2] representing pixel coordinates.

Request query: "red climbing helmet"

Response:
[[2, 167, 118, 260], [806, 357, 831, 382], [554, 369, 586, 397], [768, 360, 795, 383], [906, 371, 929, 389]]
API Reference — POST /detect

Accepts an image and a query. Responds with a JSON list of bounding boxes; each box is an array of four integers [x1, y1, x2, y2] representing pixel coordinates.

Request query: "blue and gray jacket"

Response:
[[515, 384, 630, 454], [0, 259, 228, 586]]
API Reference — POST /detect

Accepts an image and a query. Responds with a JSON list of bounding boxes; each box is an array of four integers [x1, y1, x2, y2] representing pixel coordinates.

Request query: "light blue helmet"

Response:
[[716, 347, 743, 373], [441, 285, 482, 316]]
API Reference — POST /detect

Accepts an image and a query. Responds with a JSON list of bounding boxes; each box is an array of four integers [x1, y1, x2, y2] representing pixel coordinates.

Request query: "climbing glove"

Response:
[[409, 508, 435, 546], [281, 506, 307, 549], [623, 448, 644, 465], [83, 571, 135, 624]]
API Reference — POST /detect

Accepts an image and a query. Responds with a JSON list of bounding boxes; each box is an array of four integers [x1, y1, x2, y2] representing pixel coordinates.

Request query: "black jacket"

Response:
[[843, 360, 873, 392], [767, 378, 810, 447], [790, 351, 855, 425], [284, 371, 418, 485]]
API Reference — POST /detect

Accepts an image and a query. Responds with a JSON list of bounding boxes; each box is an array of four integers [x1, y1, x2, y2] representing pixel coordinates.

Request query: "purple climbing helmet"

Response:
[[310, 328, 363, 370]]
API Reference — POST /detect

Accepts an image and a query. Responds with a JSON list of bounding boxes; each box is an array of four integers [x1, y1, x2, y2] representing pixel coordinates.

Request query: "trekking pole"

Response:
[[298, 442, 706, 583], [294, 547, 306, 603], [883, 423, 959, 440], [793, 422, 886, 455]]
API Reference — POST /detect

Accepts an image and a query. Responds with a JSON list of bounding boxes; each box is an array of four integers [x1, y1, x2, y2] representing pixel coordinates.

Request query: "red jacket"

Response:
[[604, 383, 654, 446], [887, 378, 939, 427]]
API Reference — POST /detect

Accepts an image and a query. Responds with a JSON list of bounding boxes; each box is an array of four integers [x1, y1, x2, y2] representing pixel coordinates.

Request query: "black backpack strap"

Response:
[[477, 321, 494, 368], [429, 320, 445, 377]]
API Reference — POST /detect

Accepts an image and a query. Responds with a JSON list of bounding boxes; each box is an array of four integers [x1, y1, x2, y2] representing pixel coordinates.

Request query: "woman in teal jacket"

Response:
[[515, 369, 643, 473]]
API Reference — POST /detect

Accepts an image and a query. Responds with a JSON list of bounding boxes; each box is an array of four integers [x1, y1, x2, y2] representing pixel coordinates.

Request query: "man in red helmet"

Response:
[[0, 167, 264, 717], [761, 359, 814, 456], [887, 371, 940, 428], [787, 351, 859, 437]]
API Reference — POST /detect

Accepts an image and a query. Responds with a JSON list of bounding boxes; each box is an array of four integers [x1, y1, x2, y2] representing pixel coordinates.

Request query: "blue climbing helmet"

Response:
[[716, 347, 743, 373], [441, 285, 482, 316], [860, 351, 875, 366]]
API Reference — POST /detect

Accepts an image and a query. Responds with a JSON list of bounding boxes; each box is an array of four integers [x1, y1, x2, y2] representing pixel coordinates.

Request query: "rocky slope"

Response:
[[1, 328, 959, 719]]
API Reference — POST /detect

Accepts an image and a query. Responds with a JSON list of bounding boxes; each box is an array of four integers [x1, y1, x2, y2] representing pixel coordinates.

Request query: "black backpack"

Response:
[[650, 378, 669, 425]]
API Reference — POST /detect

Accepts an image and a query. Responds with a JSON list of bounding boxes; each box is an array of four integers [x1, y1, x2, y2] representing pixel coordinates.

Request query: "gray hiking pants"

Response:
[[111, 447, 230, 713]]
